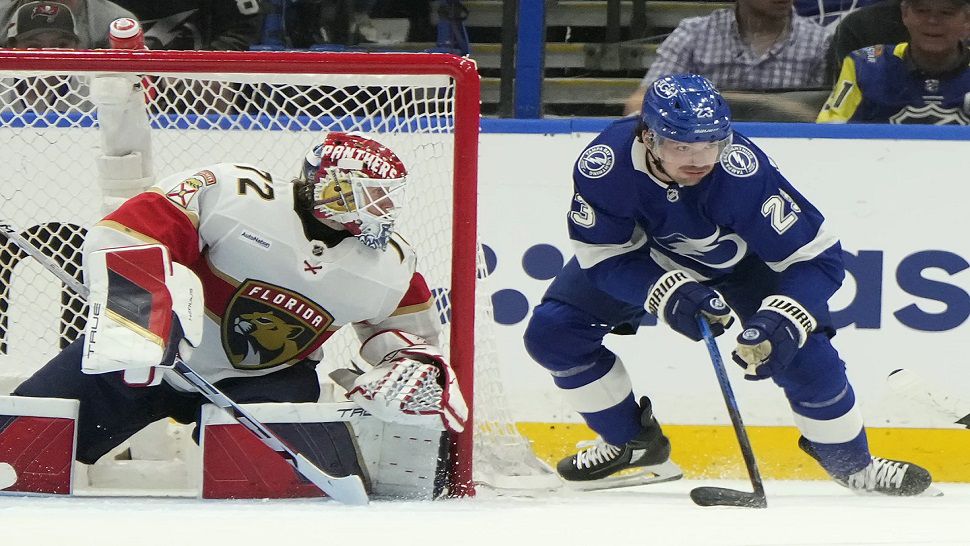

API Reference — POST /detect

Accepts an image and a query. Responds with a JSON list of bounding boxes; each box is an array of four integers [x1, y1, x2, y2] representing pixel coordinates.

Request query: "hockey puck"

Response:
[[0, 462, 16, 490]]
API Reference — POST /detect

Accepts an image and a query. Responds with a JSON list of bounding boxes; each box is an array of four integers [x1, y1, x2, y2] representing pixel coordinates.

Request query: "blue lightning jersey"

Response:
[[818, 43, 970, 124], [568, 116, 845, 322]]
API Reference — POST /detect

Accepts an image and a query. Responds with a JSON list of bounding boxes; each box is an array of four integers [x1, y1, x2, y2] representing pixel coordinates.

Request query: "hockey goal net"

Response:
[[0, 49, 551, 495]]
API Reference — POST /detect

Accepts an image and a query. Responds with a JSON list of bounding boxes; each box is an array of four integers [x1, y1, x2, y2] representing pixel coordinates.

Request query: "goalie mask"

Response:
[[300, 133, 408, 250]]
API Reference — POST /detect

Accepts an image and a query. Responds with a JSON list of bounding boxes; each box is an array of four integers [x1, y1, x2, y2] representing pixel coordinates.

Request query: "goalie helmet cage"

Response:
[[0, 49, 540, 497]]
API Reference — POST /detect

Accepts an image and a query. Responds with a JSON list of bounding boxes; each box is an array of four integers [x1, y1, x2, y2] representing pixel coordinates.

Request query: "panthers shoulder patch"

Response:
[[164, 175, 207, 209]]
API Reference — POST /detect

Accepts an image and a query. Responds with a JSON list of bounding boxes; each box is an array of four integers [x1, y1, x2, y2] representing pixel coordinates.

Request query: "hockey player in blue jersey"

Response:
[[523, 74, 933, 496]]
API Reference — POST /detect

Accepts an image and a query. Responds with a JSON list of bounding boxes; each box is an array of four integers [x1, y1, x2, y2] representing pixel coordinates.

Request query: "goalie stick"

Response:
[[0, 223, 369, 505], [689, 317, 767, 508], [887, 368, 970, 429]]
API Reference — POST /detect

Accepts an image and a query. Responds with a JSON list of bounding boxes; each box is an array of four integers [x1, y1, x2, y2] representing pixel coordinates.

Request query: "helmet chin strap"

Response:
[[645, 147, 679, 187]]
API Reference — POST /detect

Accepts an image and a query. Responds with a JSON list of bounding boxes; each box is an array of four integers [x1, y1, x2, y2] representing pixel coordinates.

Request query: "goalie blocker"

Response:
[[82, 244, 203, 387]]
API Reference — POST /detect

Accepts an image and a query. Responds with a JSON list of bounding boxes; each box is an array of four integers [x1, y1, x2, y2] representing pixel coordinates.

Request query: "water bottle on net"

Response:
[[108, 17, 145, 49], [108, 18, 157, 101]]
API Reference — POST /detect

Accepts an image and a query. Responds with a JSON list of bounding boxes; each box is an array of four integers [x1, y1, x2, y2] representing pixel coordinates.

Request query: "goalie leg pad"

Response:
[[199, 402, 447, 500], [0, 396, 79, 495], [15, 338, 188, 464], [200, 413, 368, 499]]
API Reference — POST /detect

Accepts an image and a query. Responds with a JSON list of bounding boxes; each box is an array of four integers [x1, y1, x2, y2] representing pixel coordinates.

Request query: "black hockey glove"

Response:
[[646, 270, 734, 342], [732, 295, 817, 381]]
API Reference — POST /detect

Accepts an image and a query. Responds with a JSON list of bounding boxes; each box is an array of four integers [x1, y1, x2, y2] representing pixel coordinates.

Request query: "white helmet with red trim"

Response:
[[300, 133, 408, 250]]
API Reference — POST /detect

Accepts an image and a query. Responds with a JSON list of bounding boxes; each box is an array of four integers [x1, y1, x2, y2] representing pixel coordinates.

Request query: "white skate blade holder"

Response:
[[0, 462, 16, 490], [563, 459, 683, 492]]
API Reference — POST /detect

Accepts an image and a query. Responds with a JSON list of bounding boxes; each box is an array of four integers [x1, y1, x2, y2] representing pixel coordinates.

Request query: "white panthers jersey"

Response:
[[84, 163, 440, 389]]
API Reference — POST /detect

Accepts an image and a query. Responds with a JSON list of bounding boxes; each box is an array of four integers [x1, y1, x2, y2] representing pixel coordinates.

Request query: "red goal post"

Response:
[[0, 49, 483, 495]]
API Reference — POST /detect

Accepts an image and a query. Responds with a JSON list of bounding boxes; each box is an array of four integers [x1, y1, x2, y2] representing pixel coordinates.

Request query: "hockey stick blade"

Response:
[[294, 454, 368, 505], [0, 462, 16, 490], [887, 368, 970, 428], [694, 317, 767, 508], [690, 486, 767, 508], [1, 223, 369, 504]]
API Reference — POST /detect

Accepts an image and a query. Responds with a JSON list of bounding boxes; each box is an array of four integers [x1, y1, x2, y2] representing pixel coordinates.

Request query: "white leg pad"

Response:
[[199, 402, 445, 500]]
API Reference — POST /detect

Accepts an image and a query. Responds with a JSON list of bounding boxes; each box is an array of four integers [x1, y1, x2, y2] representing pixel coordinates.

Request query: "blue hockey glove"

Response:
[[732, 295, 817, 380], [646, 270, 734, 342]]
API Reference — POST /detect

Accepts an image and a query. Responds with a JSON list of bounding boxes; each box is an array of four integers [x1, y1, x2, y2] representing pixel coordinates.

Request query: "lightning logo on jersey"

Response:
[[655, 228, 747, 269]]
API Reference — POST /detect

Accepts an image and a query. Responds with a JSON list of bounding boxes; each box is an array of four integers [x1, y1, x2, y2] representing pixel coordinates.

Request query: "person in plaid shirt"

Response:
[[624, 0, 830, 114]]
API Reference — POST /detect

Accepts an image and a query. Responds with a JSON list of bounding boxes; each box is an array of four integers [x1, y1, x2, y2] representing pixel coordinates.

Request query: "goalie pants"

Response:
[[13, 337, 322, 465], [524, 256, 871, 477]]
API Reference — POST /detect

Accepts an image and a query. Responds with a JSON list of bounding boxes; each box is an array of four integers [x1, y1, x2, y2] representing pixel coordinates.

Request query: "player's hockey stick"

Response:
[[887, 368, 970, 429], [689, 317, 767, 508], [0, 223, 369, 505]]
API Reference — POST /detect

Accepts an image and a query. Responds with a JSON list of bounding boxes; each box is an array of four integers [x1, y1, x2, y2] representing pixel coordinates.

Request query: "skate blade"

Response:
[[562, 460, 684, 492], [475, 472, 564, 493], [848, 484, 944, 498], [921, 485, 944, 497]]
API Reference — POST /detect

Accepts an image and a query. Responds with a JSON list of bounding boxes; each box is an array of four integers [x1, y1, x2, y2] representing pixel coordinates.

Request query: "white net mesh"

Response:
[[0, 51, 554, 493]]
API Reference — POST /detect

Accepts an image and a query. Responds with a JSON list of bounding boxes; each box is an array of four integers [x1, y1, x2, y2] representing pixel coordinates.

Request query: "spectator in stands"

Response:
[[817, 0, 970, 124], [350, 0, 379, 44], [624, 0, 830, 114], [824, 0, 909, 83], [0, 0, 136, 48], [109, 1, 263, 50], [286, 0, 431, 48], [3, 1, 79, 47]]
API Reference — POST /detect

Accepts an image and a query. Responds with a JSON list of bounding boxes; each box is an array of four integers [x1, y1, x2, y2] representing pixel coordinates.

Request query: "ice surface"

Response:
[[2, 480, 967, 546]]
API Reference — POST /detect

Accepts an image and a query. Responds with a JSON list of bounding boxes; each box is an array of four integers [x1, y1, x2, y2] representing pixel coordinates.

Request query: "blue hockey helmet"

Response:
[[640, 74, 732, 143]]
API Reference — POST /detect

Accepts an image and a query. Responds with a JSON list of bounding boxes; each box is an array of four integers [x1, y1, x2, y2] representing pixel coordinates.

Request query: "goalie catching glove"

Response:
[[82, 244, 204, 386], [732, 295, 816, 380], [329, 330, 468, 433], [646, 270, 735, 341]]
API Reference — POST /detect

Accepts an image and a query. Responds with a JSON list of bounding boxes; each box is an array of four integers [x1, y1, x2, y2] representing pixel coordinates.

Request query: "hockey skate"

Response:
[[558, 396, 682, 491], [798, 436, 936, 496]]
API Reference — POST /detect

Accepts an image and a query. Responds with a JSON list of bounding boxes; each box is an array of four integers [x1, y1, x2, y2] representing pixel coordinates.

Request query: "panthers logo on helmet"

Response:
[[222, 280, 334, 369]]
